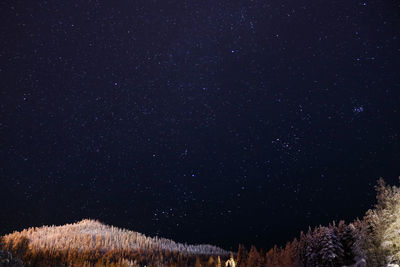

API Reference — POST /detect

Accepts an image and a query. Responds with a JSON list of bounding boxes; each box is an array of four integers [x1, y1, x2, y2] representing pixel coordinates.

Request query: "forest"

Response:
[[1, 178, 400, 267]]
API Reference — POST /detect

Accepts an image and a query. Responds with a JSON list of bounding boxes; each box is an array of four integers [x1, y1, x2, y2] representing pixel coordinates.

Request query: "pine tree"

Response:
[[236, 244, 247, 267], [360, 178, 394, 265], [207, 256, 215, 266], [225, 254, 236, 267], [297, 231, 308, 266], [304, 227, 317, 266], [318, 226, 343, 266], [280, 242, 293, 266], [265, 248, 274, 267], [337, 221, 358, 265], [246, 246, 262, 267], [217, 256, 221, 267], [281, 238, 300, 267], [376, 178, 400, 264]]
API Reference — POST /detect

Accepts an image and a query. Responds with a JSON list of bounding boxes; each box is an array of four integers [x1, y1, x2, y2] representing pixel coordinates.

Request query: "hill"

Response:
[[1, 219, 231, 266]]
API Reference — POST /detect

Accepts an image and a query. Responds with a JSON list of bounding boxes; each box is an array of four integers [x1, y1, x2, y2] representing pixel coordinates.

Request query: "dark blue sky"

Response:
[[1, 0, 399, 250]]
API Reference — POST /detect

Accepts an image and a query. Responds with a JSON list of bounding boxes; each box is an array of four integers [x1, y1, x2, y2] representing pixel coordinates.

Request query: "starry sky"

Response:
[[1, 0, 399, 251]]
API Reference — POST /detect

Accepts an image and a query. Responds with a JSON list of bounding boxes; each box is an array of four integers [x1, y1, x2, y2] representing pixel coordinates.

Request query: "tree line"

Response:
[[1, 177, 400, 266], [233, 178, 400, 266]]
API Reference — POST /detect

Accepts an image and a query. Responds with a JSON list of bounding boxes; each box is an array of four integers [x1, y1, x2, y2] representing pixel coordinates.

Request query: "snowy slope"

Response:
[[2, 219, 230, 256]]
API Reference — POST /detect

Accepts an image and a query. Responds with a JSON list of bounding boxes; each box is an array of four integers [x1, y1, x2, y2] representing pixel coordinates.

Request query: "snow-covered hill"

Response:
[[2, 219, 230, 256]]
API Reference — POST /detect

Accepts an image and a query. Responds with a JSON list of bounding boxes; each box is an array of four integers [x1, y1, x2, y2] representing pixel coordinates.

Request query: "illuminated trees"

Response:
[[225, 254, 236, 267], [2, 178, 400, 266], [216, 256, 221, 267], [1, 219, 230, 267], [337, 221, 359, 265], [245, 246, 262, 267], [319, 226, 343, 266], [263, 178, 400, 266], [235, 244, 246, 267], [207, 255, 215, 266], [359, 178, 400, 266]]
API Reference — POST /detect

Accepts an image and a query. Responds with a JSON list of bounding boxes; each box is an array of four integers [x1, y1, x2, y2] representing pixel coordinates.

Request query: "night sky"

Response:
[[1, 0, 399, 251]]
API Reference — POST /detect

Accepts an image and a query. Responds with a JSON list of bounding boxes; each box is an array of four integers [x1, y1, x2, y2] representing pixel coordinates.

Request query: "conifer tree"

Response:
[[265, 248, 274, 267], [319, 226, 343, 266], [236, 245, 247, 267], [360, 178, 394, 265], [246, 246, 262, 267], [217, 256, 221, 267], [207, 256, 215, 266], [281, 238, 300, 267], [364, 178, 400, 265], [337, 221, 358, 265], [304, 227, 317, 266], [297, 231, 308, 266]]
